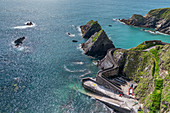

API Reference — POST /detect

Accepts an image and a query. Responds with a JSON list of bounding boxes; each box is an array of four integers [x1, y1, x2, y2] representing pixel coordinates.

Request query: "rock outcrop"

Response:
[[14, 37, 26, 47], [80, 20, 102, 39], [81, 29, 115, 59], [120, 8, 170, 35]]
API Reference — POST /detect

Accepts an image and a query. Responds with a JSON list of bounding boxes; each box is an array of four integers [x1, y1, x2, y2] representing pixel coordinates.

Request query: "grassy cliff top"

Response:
[[87, 20, 99, 25], [146, 8, 170, 20]]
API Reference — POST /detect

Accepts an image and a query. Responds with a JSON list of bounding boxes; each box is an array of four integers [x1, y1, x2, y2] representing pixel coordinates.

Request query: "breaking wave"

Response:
[[80, 70, 91, 77], [66, 32, 75, 37], [13, 22, 36, 29], [64, 65, 86, 73], [72, 62, 84, 65]]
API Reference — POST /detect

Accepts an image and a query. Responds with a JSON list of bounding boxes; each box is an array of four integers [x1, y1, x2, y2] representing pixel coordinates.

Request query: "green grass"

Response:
[[87, 20, 99, 25], [149, 47, 161, 78], [129, 41, 162, 51], [92, 29, 103, 42], [148, 8, 170, 20], [150, 79, 163, 112]]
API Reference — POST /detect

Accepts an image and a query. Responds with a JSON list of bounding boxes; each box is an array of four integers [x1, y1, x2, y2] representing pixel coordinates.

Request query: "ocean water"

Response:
[[0, 0, 170, 112]]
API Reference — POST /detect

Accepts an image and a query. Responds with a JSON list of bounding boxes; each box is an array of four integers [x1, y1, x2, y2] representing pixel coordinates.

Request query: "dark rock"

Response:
[[80, 20, 102, 39], [81, 29, 115, 59], [26, 22, 33, 26], [120, 8, 170, 35], [72, 40, 78, 42], [108, 25, 112, 27], [14, 37, 25, 47]]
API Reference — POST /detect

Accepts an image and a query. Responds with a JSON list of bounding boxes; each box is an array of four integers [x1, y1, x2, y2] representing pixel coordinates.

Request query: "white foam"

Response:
[[80, 71, 91, 77], [76, 26, 81, 32], [92, 61, 98, 65], [73, 62, 84, 65], [66, 32, 75, 37], [64, 65, 86, 73], [76, 44, 84, 54], [157, 31, 170, 36], [77, 26, 82, 36], [14, 22, 36, 29], [17, 46, 25, 51], [72, 25, 76, 28], [113, 18, 125, 24]]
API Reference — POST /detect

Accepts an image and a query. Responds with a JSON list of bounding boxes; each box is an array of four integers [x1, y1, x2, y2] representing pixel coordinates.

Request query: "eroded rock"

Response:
[[81, 29, 115, 59], [80, 20, 102, 39]]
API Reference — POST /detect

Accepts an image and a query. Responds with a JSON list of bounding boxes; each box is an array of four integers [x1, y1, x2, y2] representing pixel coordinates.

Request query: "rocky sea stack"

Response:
[[80, 20, 102, 39], [81, 20, 115, 59], [120, 8, 170, 35]]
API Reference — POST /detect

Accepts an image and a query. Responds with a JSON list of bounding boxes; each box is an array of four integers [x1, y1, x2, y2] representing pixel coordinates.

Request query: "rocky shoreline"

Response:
[[120, 8, 170, 35], [80, 20, 170, 113]]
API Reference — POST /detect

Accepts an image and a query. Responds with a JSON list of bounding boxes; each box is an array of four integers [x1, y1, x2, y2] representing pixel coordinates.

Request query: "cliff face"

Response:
[[120, 8, 170, 35], [110, 41, 170, 113], [80, 20, 102, 39], [82, 29, 115, 59]]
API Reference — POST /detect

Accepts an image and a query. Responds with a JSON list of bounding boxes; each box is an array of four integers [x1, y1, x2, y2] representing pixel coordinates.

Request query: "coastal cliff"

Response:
[[80, 20, 170, 113], [120, 8, 170, 35], [111, 41, 170, 113]]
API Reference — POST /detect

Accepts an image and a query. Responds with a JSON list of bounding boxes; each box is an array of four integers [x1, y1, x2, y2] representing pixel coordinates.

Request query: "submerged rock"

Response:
[[80, 20, 102, 39], [81, 29, 115, 59], [14, 37, 26, 47], [120, 8, 170, 35], [72, 40, 78, 42]]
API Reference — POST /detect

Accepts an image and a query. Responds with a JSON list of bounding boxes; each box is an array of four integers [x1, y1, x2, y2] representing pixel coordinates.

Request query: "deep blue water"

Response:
[[0, 0, 170, 112]]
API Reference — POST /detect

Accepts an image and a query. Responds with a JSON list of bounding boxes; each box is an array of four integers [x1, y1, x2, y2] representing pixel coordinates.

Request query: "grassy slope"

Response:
[[121, 42, 170, 112], [147, 8, 170, 20]]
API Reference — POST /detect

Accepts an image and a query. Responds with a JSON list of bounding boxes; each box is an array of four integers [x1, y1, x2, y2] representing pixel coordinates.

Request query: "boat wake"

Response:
[[13, 22, 36, 29], [64, 65, 86, 73]]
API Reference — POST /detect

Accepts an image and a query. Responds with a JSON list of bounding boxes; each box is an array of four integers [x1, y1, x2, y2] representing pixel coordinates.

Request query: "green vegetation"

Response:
[[129, 41, 162, 51], [150, 79, 163, 112], [134, 78, 150, 103], [159, 44, 170, 71], [148, 8, 170, 21], [92, 29, 103, 42], [149, 47, 161, 78], [123, 50, 154, 82], [112, 42, 170, 112], [132, 14, 144, 23], [87, 20, 99, 25], [126, 42, 169, 112], [161, 74, 170, 112]]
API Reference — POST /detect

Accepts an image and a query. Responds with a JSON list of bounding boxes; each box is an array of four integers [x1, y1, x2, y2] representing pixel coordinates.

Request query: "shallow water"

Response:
[[0, 0, 170, 112]]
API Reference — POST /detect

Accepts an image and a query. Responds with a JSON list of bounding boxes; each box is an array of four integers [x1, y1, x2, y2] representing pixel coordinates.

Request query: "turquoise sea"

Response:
[[0, 0, 170, 112]]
